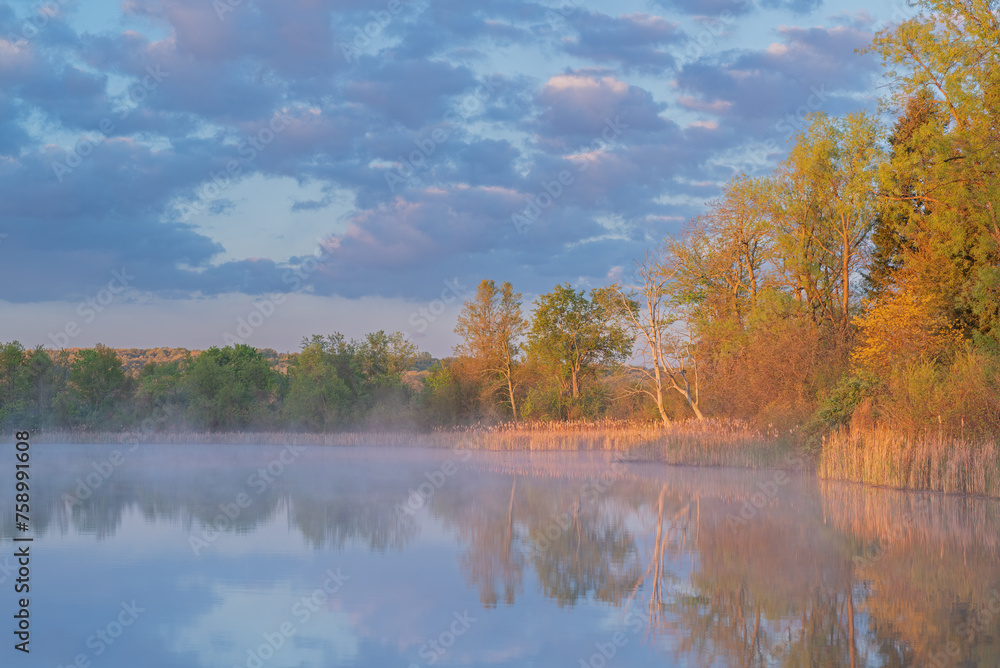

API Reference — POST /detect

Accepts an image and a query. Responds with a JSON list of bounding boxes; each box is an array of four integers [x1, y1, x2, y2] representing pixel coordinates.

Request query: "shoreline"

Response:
[[14, 420, 1000, 499]]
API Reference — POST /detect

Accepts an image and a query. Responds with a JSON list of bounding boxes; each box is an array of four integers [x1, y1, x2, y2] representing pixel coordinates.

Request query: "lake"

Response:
[[2, 443, 999, 667]]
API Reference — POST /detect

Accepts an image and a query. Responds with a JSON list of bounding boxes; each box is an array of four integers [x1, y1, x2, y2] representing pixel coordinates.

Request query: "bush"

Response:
[[877, 349, 1000, 436]]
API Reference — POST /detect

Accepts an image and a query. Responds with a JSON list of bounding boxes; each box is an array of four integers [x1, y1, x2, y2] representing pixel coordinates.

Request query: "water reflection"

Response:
[[1, 444, 998, 667]]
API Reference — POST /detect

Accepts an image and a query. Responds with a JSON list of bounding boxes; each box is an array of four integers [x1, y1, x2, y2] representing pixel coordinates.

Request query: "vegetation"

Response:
[[1, 0, 999, 494], [453, 280, 527, 422]]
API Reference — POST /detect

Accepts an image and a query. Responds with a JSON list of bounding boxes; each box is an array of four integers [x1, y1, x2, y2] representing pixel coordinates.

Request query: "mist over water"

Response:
[[2, 444, 998, 667]]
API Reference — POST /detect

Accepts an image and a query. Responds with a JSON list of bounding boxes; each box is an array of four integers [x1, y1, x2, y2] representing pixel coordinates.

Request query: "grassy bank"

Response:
[[30, 418, 799, 469], [819, 427, 1000, 497]]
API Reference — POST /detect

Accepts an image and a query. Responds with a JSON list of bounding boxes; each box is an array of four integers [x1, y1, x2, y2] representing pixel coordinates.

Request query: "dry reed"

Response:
[[819, 426, 1000, 498]]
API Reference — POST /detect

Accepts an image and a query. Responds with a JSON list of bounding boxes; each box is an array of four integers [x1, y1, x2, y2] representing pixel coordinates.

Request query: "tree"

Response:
[[527, 284, 631, 399], [22, 346, 60, 428], [0, 342, 30, 428], [669, 177, 776, 329], [69, 344, 133, 427], [136, 355, 189, 413], [865, 90, 936, 300], [852, 272, 962, 376], [609, 255, 706, 423], [355, 330, 417, 392], [454, 280, 527, 421], [870, 0, 1000, 342], [286, 336, 350, 431], [772, 112, 884, 332], [187, 344, 276, 430]]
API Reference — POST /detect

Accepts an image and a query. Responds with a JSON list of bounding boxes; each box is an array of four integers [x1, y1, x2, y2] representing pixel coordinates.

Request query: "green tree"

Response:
[[22, 346, 61, 428], [135, 356, 189, 427], [419, 360, 478, 427], [187, 345, 276, 430], [454, 280, 527, 421], [286, 335, 351, 431], [527, 284, 632, 399], [865, 90, 936, 300], [69, 345, 133, 428], [355, 330, 417, 392], [0, 342, 30, 428]]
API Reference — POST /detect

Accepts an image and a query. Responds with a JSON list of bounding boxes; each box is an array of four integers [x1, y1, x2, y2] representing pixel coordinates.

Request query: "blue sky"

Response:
[[0, 0, 912, 356]]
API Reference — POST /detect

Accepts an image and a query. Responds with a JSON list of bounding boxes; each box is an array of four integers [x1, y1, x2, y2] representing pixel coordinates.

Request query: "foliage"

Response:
[[69, 344, 134, 428], [285, 336, 351, 431], [454, 280, 527, 420], [186, 344, 277, 430], [869, 0, 1000, 343], [851, 273, 962, 375], [810, 373, 883, 433], [527, 284, 631, 399], [771, 111, 884, 331]]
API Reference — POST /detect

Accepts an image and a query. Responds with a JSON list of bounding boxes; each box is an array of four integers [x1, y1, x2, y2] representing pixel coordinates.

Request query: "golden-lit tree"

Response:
[[869, 0, 1000, 342], [772, 112, 884, 332], [454, 279, 527, 421], [851, 272, 962, 375]]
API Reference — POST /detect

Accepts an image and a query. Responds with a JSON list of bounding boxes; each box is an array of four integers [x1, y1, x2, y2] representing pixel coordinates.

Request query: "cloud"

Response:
[[533, 70, 668, 145], [560, 12, 681, 72], [652, 0, 755, 17], [674, 23, 879, 138], [0, 0, 885, 309], [345, 58, 478, 129]]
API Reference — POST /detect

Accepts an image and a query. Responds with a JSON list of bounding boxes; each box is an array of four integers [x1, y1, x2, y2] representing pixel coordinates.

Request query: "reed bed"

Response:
[[32, 418, 797, 469], [819, 427, 1000, 498], [453, 418, 796, 469]]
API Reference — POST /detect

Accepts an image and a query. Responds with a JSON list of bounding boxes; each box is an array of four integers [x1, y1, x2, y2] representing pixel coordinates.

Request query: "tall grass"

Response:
[[32, 418, 797, 469], [819, 426, 1000, 497], [453, 419, 797, 469]]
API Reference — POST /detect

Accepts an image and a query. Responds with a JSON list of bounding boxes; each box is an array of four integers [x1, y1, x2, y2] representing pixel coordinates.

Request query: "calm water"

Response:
[[2, 443, 999, 667]]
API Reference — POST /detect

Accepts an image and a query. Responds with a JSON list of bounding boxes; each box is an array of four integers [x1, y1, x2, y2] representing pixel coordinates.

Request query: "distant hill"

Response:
[[47, 347, 295, 375], [43, 347, 435, 376]]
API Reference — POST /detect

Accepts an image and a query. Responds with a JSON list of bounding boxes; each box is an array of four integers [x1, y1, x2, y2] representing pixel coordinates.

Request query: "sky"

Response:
[[0, 0, 915, 356]]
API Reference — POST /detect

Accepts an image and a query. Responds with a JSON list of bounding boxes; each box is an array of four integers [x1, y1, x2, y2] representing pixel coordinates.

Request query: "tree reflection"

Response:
[[12, 447, 1000, 667], [452, 477, 525, 607]]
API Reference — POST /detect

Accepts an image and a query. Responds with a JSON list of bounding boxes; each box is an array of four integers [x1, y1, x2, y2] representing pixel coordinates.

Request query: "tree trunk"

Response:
[[506, 368, 518, 422], [679, 369, 704, 420], [653, 362, 670, 426], [842, 228, 852, 332], [688, 398, 705, 420]]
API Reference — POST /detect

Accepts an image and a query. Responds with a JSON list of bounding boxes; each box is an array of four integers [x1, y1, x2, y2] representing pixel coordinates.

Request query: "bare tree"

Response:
[[609, 254, 704, 424]]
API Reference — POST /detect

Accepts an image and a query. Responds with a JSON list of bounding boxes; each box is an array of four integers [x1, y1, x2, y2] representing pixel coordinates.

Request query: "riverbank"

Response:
[[28, 418, 800, 469], [25, 420, 1000, 496]]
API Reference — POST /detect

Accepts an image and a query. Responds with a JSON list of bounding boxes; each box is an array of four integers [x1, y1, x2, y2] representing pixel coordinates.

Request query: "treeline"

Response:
[[0, 285, 659, 433], [0, 333, 428, 432], [40, 347, 295, 376]]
